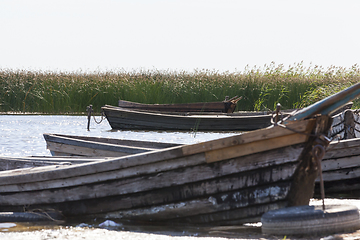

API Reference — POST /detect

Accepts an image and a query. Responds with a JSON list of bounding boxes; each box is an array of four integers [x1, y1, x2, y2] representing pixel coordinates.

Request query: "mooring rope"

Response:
[[86, 105, 105, 131], [93, 111, 105, 124]]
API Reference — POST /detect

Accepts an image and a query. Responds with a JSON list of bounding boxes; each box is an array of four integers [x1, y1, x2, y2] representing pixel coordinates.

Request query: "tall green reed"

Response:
[[1, 63, 359, 114]]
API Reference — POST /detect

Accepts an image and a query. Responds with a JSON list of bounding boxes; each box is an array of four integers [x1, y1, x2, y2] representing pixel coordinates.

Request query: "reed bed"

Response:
[[1, 63, 359, 114]]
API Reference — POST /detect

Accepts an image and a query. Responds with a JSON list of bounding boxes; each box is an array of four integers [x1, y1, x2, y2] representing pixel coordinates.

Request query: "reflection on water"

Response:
[[0, 221, 62, 232]]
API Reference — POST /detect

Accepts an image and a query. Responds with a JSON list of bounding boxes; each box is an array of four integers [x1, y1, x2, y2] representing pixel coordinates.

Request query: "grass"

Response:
[[1, 63, 359, 114]]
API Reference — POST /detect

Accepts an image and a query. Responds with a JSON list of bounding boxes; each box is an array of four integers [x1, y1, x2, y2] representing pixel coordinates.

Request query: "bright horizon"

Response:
[[1, 0, 359, 73]]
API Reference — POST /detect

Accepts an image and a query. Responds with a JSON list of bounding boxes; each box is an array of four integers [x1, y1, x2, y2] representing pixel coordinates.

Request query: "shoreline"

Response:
[[0, 199, 359, 240]]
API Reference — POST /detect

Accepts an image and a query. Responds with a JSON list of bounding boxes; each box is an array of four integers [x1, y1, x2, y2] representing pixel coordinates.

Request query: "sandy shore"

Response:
[[0, 199, 359, 240]]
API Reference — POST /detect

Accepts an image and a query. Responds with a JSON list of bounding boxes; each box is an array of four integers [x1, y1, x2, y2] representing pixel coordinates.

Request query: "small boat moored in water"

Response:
[[118, 96, 242, 113], [102, 102, 353, 132], [101, 105, 280, 131], [0, 83, 359, 225], [43, 133, 182, 157]]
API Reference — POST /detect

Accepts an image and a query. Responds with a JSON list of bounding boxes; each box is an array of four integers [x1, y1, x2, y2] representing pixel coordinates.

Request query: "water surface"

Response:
[[0, 114, 239, 157]]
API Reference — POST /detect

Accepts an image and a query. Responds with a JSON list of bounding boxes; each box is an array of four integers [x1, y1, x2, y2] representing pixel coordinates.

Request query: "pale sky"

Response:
[[1, 0, 359, 73]]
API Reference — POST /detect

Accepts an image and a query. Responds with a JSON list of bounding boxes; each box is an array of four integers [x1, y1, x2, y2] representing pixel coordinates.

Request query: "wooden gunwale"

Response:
[[44, 133, 180, 149]]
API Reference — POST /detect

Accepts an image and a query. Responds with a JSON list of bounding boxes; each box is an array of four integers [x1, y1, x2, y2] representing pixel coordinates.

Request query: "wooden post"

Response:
[[287, 115, 333, 207], [344, 109, 356, 139], [87, 105, 93, 131]]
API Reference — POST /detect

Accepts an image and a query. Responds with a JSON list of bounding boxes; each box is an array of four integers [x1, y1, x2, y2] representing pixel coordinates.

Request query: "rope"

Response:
[[313, 144, 326, 210], [26, 208, 64, 222], [93, 111, 105, 124]]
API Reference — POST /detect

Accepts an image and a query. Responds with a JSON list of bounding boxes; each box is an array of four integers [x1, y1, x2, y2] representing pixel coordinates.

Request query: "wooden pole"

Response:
[[87, 105, 93, 131], [344, 109, 355, 139]]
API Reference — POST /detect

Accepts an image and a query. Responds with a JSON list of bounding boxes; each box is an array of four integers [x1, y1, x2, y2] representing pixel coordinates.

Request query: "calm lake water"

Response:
[[0, 114, 239, 157]]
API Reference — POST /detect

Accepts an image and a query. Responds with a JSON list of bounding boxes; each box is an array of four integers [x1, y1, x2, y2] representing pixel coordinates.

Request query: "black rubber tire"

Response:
[[0, 211, 63, 222], [261, 204, 360, 236]]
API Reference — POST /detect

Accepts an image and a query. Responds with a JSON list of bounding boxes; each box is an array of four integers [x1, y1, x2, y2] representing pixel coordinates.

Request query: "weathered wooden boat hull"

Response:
[[118, 96, 241, 113], [315, 137, 360, 197], [0, 117, 330, 225], [43, 133, 181, 157], [102, 105, 276, 131]]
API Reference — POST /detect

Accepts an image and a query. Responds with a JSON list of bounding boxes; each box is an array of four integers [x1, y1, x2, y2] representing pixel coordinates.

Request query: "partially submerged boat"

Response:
[[118, 96, 242, 113], [43, 133, 181, 157], [0, 83, 359, 224]]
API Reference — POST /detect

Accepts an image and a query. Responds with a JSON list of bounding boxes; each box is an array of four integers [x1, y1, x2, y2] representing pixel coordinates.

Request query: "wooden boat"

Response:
[[313, 137, 360, 198], [102, 102, 353, 132], [118, 96, 242, 113], [314, 108, 360, 197], [102, 105, 281, 131], [43, 133, 181, 157], [0, 83, 359, 224], [329, 108, 359, 140]]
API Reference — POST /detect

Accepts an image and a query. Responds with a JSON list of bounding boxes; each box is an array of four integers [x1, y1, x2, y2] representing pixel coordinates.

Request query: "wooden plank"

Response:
[[205, 133, 307, 163], [0, 146, 187, 185], [4, 164, 296, 218], [0, 152, 206, 190], [320, 167, 360, 182], [0, 156, 103, 164], [46, 137, 158, 154], [103, 182, 291, 221], [182, 119, 313, 156], [322, 155, 360, 171], [324, 138, 360, 159], [44, 133, 181, 149], [0, 157, 71, 171], [47, 142, 138, 157], [117, 99, 233, 113], [62, 163, 297, 214], [328, 138, 360, 150]]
